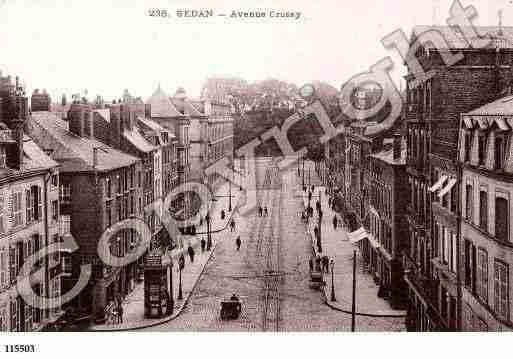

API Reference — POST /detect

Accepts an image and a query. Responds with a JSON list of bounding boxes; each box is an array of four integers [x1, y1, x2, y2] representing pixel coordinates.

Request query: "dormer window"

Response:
[[478, 133, 487, 166], [495, 135, 505, 170], [0, 147, 5, 168]]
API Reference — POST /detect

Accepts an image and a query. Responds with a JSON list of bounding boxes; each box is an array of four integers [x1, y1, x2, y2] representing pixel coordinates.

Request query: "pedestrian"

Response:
[[308, 191, 312, 202], [316, 200, 321, 211], [311, 185, 314, 192], [118, 304, 124, 324], [201, 237, 206, 252], [200, 217, 203, 226], [188, 244, 195, 263], [235, 236, 241, 251], [315, 256, 322, 272], [230, 219, 236, 231], [309, 258, 314, 272], [264, 207, 268, 216], [221, 210, 226, 220], [328, 197, 332, 208], [322, 256, 329, 273], [259, 206, 263, 217], [333, 215, 338, 230]]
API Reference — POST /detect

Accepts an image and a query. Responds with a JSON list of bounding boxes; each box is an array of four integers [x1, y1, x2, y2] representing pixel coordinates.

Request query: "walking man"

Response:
[[118, 304, 124, 324], [236, 236, 241, 251], [201, 237, 206, 252], [188, 244, 195, 263], [230, 218, 236, 232], [259, 206, 263, 217], [264, 207, 268, 216], [333, 215, 338, 230]]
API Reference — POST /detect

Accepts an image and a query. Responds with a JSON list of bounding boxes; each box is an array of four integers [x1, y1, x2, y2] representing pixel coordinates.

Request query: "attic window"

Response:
[[0, 147, 5, 168]]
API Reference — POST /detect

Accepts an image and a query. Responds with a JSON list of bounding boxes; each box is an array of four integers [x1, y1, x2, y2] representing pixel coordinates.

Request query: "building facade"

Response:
[[458, 97, 513, 331], [29, 109, 143, 323], [0, 74, 63, 331]]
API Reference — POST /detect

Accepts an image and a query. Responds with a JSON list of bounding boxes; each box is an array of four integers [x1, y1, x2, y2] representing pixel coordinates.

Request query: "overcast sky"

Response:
[[0, 0, 510, 101]]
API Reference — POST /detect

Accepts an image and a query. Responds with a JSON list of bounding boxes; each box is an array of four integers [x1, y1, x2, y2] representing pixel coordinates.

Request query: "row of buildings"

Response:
[[0, 75, 233, 330], [321, 25, 513, 331]]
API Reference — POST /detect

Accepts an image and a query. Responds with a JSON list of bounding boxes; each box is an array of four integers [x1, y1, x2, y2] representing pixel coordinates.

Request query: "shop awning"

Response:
[[438, 178, 457, 198], [462, 117, 474, 129], [348, 227, 368, 244], [477, 117, 489, 130], [495, 117, 510, 131], [428, 175, 447, 192]]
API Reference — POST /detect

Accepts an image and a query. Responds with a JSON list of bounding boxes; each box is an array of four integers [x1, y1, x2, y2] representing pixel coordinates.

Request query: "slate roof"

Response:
[[369, 138, 407, 165], [123, 128, 157, 153], [30, 111, 140, 173], [465, 94, 513, 116], [412, 25, 513, 49]]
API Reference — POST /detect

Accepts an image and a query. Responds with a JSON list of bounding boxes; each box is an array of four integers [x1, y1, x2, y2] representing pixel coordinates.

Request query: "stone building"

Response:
[[0, 74, 63, 331], [403, 25, 513, 331], [29, 109, 143, 323], [458, 96, 513, 331]]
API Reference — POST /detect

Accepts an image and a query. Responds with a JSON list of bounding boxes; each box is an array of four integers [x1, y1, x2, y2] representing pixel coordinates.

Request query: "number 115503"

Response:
[[4, 344, 36, 353]]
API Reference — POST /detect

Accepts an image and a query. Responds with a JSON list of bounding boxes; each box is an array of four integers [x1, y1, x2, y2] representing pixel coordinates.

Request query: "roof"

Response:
[[94, 109, 110, 123], [137, 116, 176, 140], [22, 135, 59, 170], [123, 128, 157, 153], [30, 111, 140, 173], [146, 87, 183, 118], [369, 138, 407, 165], [412, 25, 513, 49], [466, 94, 513, 116]]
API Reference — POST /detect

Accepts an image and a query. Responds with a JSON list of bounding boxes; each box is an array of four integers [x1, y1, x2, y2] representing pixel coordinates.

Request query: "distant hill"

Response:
[[234, 108, 329, 160]]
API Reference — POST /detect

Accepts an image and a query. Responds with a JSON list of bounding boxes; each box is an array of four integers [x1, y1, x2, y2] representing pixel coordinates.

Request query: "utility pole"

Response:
[[351, 250, 357, 332]]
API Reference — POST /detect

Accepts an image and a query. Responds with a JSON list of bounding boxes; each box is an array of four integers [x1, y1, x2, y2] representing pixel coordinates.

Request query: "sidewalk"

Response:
[[90, 180, 244, 331], [299, 162, 406, 318]]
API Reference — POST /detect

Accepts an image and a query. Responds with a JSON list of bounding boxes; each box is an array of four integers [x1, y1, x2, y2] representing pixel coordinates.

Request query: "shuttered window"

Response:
[[494, 260, 509, 321], [12, 191, 23, 228], [477, 248, 488, 303]]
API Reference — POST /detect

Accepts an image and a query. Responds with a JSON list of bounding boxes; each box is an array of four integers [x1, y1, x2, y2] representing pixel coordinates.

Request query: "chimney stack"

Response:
[[393, 133, 402, 161], [68, 103, 93, 138]]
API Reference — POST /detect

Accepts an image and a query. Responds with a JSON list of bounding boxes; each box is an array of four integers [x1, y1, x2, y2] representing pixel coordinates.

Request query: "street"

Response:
[[144, 158, 404, 331]]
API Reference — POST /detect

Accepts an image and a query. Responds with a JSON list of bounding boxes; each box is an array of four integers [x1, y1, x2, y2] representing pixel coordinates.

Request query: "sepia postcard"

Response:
[[0, 0, 511, 357]]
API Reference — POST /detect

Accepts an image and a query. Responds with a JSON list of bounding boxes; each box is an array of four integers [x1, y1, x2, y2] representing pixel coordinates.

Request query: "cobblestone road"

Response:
[[145, 158, 404, 331]]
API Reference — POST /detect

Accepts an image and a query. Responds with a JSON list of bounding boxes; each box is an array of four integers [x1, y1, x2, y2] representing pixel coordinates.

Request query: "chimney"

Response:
[[68, 103, 93, 138], [393, 133, 402, 161]]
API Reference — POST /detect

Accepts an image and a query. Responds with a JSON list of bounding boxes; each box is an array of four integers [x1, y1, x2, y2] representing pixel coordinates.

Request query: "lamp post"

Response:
[[206, 212, 212, 251], [178, 255, 184, 300], [228, 164, 232, 212], [302, 159, 305, 191], [330, 258, 336, 302]]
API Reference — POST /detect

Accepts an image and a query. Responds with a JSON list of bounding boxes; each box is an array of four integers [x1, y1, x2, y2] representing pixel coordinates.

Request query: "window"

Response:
[[117, 175, 122, 194], [463, 239, 472, 287], [60, 183, 71, 203], [466, 184, 473, 221], [495, 196, 509, 242], [442, 226, 448, 264], [479, 190, 488, 232], [60, 215, 71, 235], [478, 134, 487, 166], [51, 173, 58, 188], [0, 249, 7, 288], [464, 132, 472, 162], [450, 183, 457, 213], [0, 194, 4, 234], [0, 147, 6, 168], [495, 136, 505, 170], [106, 201, 112, 228], [51, 200, 59, 221], [12, 191, 23, 227], [477, 248, 488, 303], [105, 178, 111, 198], [494, 260, 509, 321], [450, 232, 457, 273]]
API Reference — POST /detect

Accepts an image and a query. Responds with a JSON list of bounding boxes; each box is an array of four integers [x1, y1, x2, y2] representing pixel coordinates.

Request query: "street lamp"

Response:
[[302, 159, 305, 191], [206, 212, 212, 251], [178, 255, 184, 300], [330, 258, 336, 302], [228, 165, 232, 212]]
